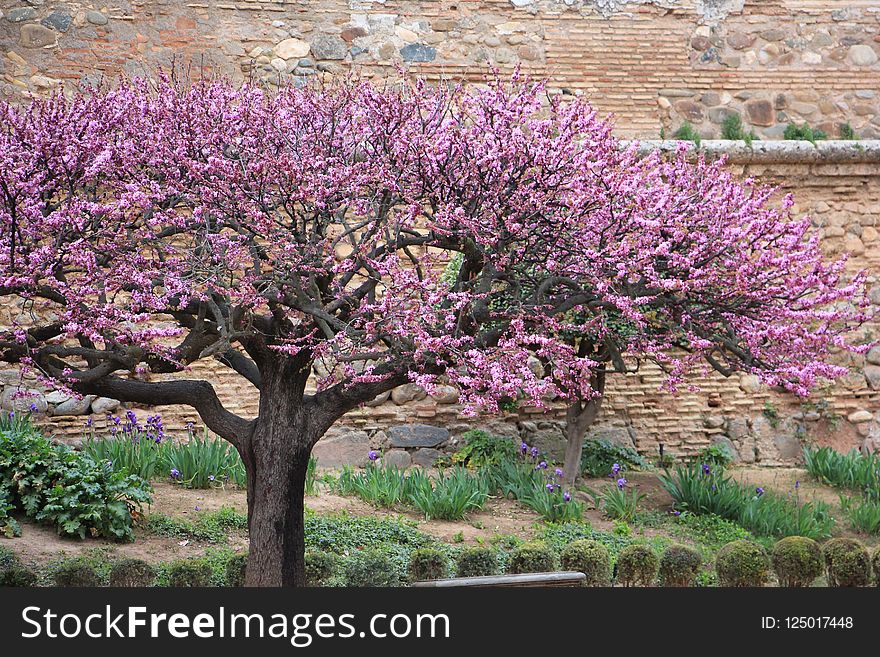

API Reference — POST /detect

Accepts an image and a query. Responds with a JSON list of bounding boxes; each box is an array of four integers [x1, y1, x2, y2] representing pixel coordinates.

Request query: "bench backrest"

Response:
[[411, 571, 586, 588]]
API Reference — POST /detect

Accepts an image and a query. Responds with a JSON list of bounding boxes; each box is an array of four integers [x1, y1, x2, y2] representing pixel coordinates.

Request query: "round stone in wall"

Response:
[[848, 45, 878, 67]]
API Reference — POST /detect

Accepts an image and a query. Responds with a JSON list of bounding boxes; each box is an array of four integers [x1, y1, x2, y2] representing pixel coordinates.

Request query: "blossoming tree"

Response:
[[0, 74, 871, 585]]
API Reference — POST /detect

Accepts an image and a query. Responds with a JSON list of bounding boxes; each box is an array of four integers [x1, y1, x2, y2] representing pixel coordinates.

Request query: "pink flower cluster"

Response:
[[0, 72, 872, 413]]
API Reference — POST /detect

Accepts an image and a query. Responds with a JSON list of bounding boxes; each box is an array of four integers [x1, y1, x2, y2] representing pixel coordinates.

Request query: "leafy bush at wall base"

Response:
[[715, 540, 769, 587], [615, 544, 659, 587], [771, 537, 823, 587], [560, 539, 611, 586], [456, 547, 500, 578], [0, 416, 152, 541], [509, 542, 558, 574], [168, 559, 213, 587], [658, 544, 702, 587], [408, 548, 449, 582], [109, 558, 157, 587], [580, 439, 649, 478], [451, 430, 517, 468], [823, 538, 871, 587]]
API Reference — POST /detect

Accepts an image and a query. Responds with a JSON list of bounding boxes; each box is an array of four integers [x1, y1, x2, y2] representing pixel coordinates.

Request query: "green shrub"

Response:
[[451, 430, 516, 468], [224, 554, 248, 587], [659, 544, 702, 587], [456, 547, 499, 578], [37, 454, 152, 541], [783, 123, 827, 142], [508, 542, 558, 574], [615, 544, 659, 587], [52, 560, 101, 587], [839, 123, 858, 140], [0, 491, 21, 538], [823, 537, 871, 587], [720, 114, 759, 145], [344, 548, 405, 587], [0, 546, 36, 587], [305, 551, 338, 586], [408, 548, 449, 582], [672, 121, 701, 146], [715, 540, 769, 587], [580, 439, 649, 478], [168, 559, 213, 587], [109, 558, 157, 587], [560, 539, 611, 586], [694, 444, 734, 468], [771, 536, 823, 587]]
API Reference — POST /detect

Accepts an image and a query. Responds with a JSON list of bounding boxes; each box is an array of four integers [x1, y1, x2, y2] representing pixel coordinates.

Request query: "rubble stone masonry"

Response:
[[1, 1, 879, 464]]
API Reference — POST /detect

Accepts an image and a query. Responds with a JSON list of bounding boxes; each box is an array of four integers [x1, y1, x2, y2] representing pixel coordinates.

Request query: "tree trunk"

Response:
[[242, 358, 327, 587], [561, 367, 606, 488]]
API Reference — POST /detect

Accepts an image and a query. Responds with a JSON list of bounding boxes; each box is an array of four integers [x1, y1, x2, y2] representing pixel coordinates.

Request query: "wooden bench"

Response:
[[411, 571, 586, 588]]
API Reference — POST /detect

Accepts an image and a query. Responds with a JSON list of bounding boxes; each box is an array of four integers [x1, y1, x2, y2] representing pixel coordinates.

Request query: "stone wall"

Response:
[[1, 1, 879, 465], [1, 1, 879, 138]]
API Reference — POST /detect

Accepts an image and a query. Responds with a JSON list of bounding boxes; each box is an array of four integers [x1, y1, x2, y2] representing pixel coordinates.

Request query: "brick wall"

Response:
[[1, 1, 879, 462]]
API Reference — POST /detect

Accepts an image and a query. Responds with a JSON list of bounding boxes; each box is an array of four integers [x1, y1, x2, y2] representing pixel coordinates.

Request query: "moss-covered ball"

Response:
[[305, 551, 339, 586], [560, 539, 611, 587], [659, 544, 702, 587], [615, 544, 659, 587], [109, 558, 157, 587], [508, 542, 558, 575], [168, 559, 212, 587], [771, 537, 823, 587], [456, 547, 499, 578], [224, 554, 248, 587], [52, 560, 101, 587], [823, 537, 870, 587], [715, 540, 769, 587], [408, 548, 449, 582]]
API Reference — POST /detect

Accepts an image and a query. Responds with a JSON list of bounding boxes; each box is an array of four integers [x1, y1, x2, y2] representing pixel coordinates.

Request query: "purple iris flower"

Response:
[[368, 450, 379, 461], [756, 487, 765, 497], [563, 492, 572, 503], [617, 477, 627, 489]]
